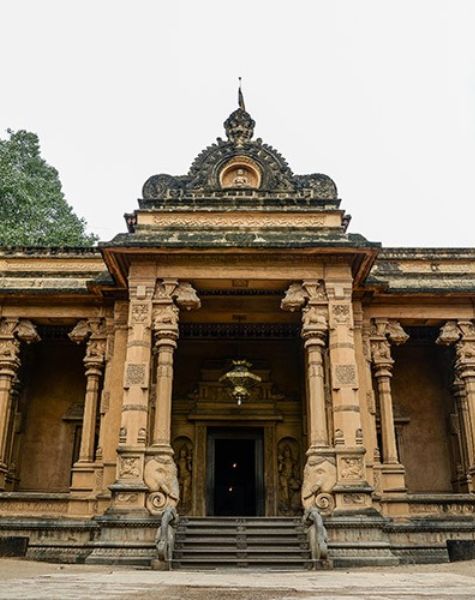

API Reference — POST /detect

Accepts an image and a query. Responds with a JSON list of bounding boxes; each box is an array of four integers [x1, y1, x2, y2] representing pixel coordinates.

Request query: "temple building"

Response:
[[0, 99, 474, 568]]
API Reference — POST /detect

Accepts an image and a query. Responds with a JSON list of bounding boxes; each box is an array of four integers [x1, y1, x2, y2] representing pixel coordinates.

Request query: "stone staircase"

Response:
[[171, 516, 313, 570]]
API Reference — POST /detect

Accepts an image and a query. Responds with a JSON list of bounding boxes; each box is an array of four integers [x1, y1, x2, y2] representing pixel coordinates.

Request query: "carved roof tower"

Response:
[[101, 96, 380, 286], [139, 105, 338, 204]]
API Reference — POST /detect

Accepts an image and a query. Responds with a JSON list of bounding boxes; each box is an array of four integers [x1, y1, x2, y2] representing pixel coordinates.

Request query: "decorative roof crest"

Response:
[[223, 78, 256, 146]]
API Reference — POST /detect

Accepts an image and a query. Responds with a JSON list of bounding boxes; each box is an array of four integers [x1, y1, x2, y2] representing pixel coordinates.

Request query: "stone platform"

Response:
[[1, 513, 475, 568]]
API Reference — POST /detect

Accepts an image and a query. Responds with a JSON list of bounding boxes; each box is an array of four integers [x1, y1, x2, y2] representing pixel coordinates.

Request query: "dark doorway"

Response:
[[207, 429, 264, 516]]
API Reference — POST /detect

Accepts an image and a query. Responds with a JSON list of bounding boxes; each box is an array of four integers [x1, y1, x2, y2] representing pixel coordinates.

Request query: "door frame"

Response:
[[206, 427, 265, 516]]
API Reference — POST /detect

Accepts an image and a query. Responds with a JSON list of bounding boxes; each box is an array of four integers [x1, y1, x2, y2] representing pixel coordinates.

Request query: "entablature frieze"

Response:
[[136, 210, 343, 230]]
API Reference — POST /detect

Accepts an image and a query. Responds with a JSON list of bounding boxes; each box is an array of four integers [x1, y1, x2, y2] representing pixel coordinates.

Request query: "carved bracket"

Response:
[[437, 320, 475, 375], [369, 319, 409, 372], [69, 318, 107, 367], [0, 318, 40, 370], [152, 280, 200, 344], [282, 281, 328, 341]]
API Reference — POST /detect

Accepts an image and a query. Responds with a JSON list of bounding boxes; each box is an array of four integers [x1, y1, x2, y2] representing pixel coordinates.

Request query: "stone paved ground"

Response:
[[0, 559, 475, 600]]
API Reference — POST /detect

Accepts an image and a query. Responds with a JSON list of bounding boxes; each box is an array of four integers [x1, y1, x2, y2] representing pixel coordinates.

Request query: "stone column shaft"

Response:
[[0, 369, 17, 465], [152, 340, 176, 447], [78, 365, 102, 462], [453, 378, 473, 478], [375, 372, 399, 464], [304, 337, 328, 448]]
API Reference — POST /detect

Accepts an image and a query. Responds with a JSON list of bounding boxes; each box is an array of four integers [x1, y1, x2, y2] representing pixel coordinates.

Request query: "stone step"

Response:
[[175, 537, 306, 546], [175, 546, 310, 555], [171, 516, 311, 570], [177, 527, 304, 536], [171, 557, 314, 570]]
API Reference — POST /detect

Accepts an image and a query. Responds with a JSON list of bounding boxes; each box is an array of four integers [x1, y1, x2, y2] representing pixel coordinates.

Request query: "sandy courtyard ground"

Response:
[[0, 558, 475, 600]]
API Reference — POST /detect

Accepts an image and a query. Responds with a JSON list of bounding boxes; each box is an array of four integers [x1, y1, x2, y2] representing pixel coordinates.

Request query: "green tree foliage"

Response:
[[0, 129, 97, 246]]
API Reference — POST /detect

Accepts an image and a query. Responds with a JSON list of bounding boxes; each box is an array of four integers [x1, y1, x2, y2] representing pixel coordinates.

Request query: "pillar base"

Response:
[[380, 462, 407, 494], [0, 462, 8, 490], [70, 461, 96, 494], [466, 467, 475, 493], [108, 482, 149, 515]]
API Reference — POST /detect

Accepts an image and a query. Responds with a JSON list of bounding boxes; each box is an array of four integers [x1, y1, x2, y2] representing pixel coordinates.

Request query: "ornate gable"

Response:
[[141, 106, 337, 204]]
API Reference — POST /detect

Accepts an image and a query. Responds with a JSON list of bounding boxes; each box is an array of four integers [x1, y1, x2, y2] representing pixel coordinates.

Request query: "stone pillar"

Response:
[[325, 282, 372, 510], [109, 281, 155, 514], [0, 318, 40, 489], [437, 319, 475, 492], [454, 376, 473, 481], [369, 318, 409, 494], [282, 281, 371, 513], [68, 318, 107, 510], [144, 280, 200, 516], [359, 317, 382, 495]]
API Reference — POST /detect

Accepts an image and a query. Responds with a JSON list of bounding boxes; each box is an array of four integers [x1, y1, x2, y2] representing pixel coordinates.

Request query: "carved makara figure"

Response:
[[277, 442, 301, 515]]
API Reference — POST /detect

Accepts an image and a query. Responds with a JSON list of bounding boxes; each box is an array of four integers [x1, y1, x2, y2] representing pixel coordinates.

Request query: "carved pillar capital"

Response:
[[437, 319, 475, 379], [281, 280, 327, 312], [69, 318, 107, 371], [0, 318, 40, 373], [369, 319, 408, 376], [282, 280, 328, 340], [152, 280, 200, 345]]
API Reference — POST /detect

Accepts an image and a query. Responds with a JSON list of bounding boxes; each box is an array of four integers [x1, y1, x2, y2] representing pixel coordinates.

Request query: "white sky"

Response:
[[1, 0, 474, 247]]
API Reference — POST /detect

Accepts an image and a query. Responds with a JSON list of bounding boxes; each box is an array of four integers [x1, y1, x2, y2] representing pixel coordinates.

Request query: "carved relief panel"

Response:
[[172, 436, 193, 515], [277, 437, 301, 516]]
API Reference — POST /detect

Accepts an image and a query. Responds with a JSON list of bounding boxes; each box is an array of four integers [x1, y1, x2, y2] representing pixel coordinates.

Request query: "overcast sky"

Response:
[[1, 1, 474, 247]]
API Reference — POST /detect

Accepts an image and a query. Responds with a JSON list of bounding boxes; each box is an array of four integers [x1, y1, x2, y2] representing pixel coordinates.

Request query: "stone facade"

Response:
[[0, 103, 474, 566]]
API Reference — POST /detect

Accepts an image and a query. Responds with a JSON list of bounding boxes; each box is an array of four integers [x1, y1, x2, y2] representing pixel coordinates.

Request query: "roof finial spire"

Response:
[[238, 76, 246, 111]]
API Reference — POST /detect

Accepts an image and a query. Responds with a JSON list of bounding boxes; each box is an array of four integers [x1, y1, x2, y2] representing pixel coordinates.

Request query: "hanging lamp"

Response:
[[219, 359, 261, 406]]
